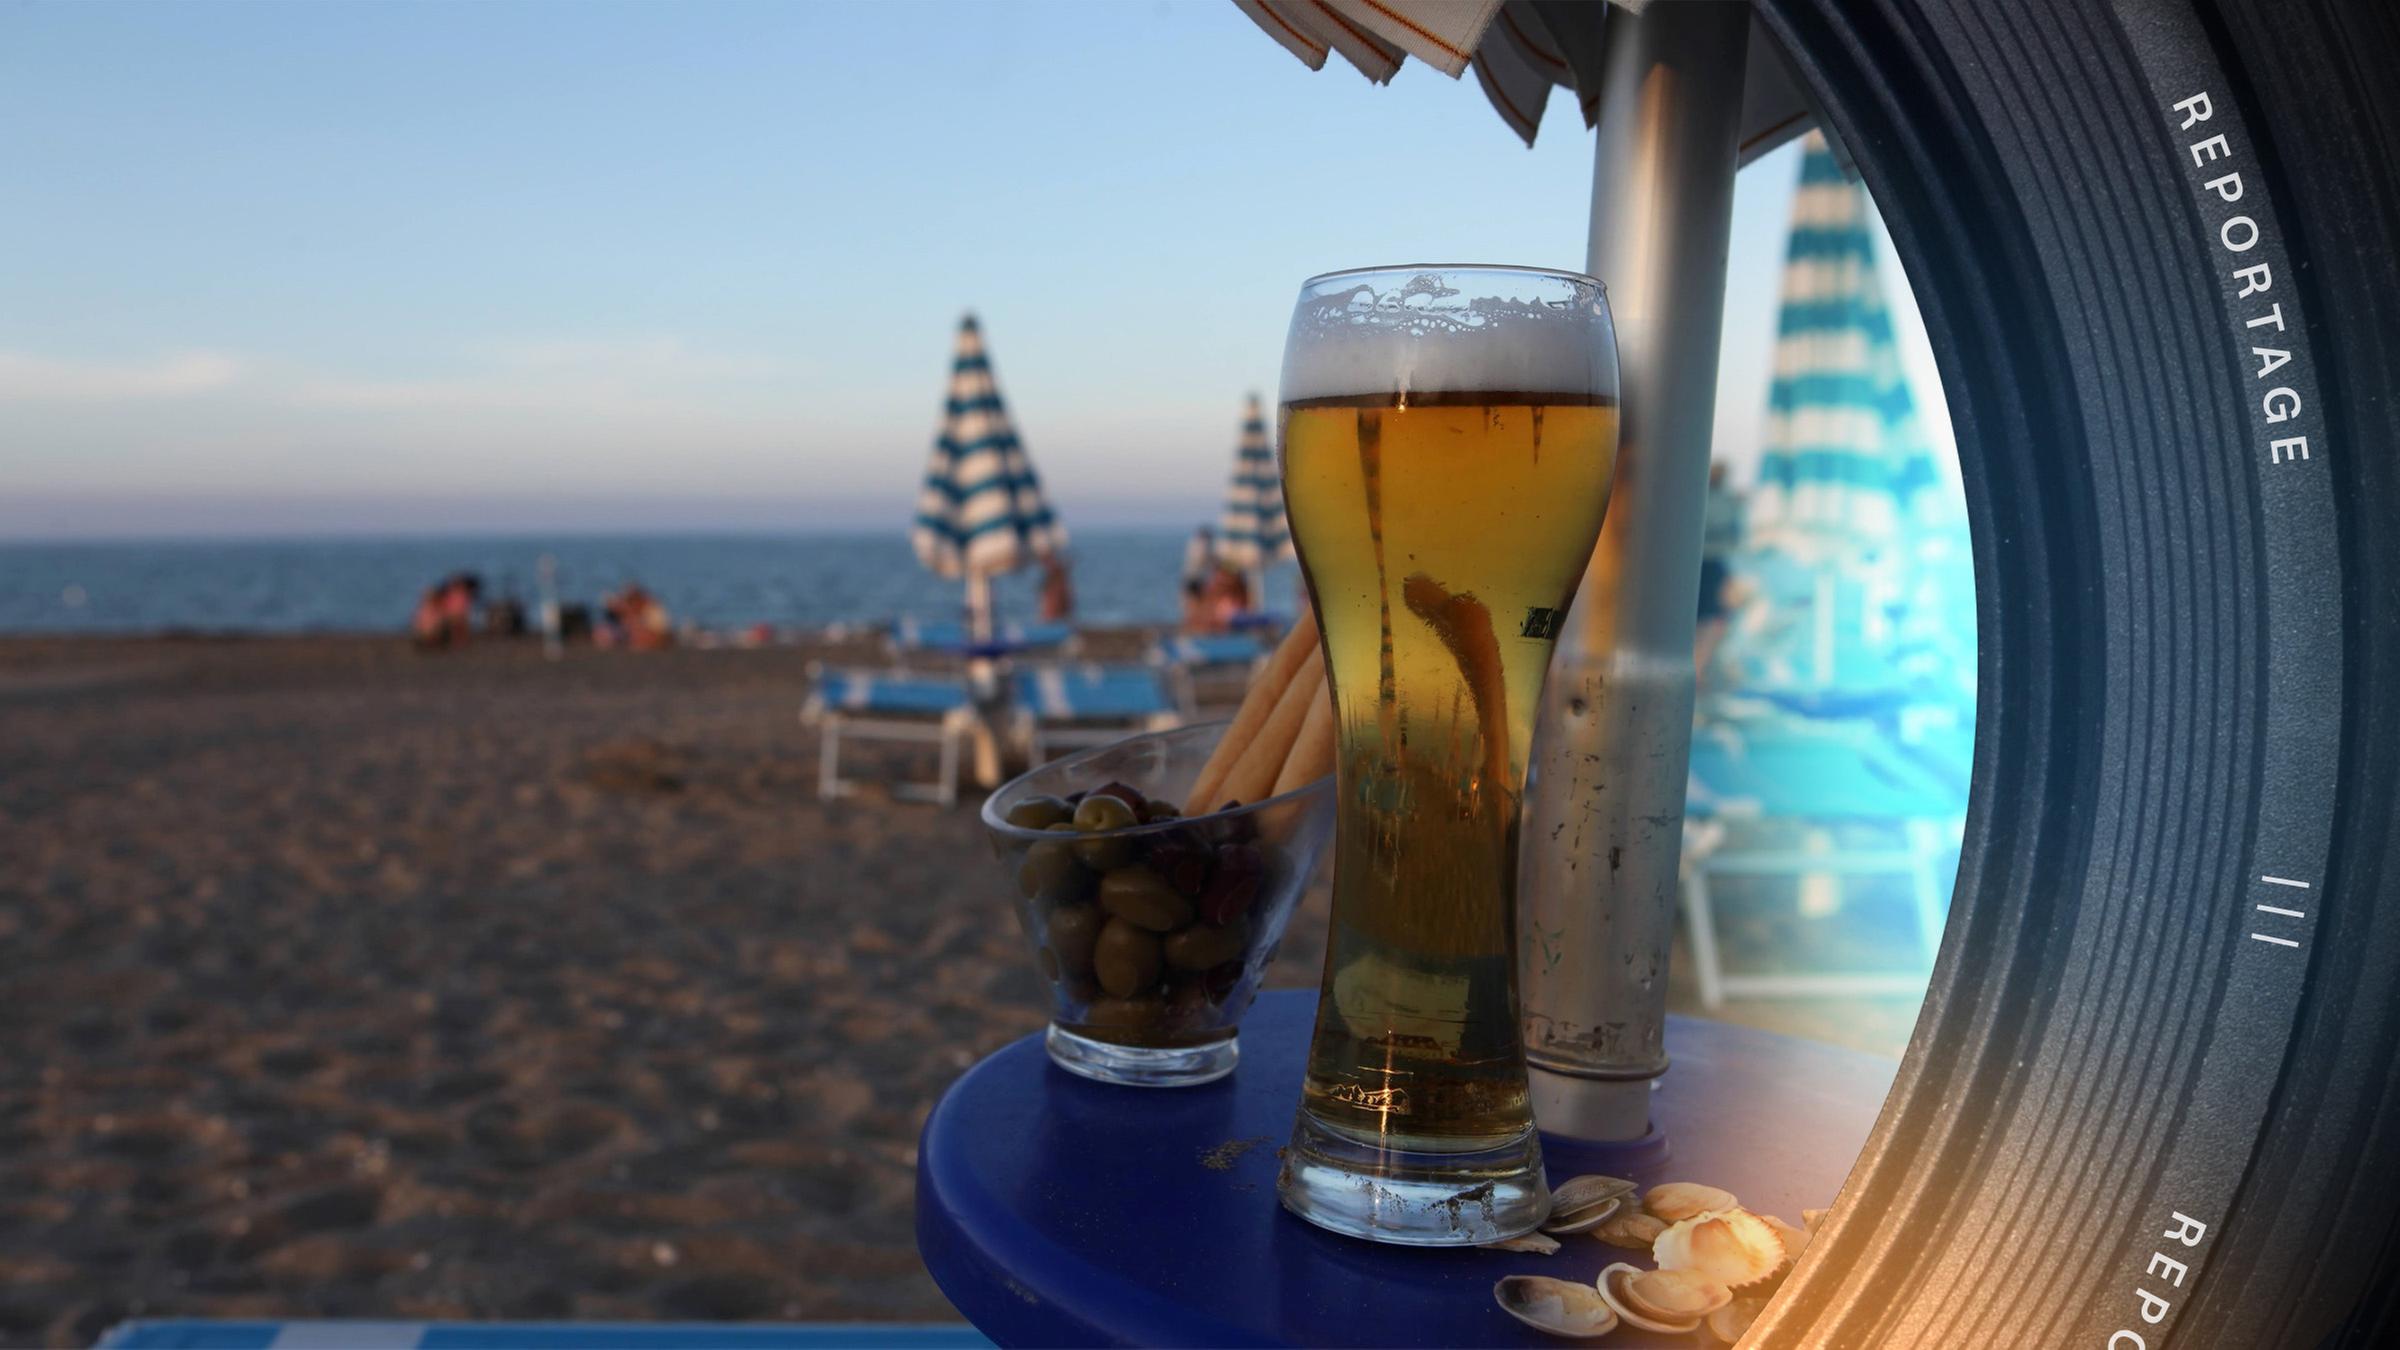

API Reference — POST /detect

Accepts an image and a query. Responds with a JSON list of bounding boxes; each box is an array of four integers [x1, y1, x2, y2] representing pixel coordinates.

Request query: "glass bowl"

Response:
[[981, 721, 1334, 1087]]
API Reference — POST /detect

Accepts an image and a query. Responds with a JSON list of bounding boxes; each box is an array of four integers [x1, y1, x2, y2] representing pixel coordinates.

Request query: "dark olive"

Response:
[[1005, 794, 1075, 830], [1098, 867, 1194, 932], [1138, 800, 1181, 824], [1164, 920, 1248, 972], [1093, 917, 1163, 998], [1196, 842, 1264, 925], [1166, 977, 1214, 1023], [1089, 780, 1148, 813], [1017, 834, 1092, 905], [1046, 904, 1102, 976]]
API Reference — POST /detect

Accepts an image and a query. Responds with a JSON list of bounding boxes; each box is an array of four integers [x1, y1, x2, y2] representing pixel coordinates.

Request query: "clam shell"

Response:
[[1707, 1295, 1767, 1344], [1591, 1209, 1669, 1250], [1539, 1178, 1629, 1235], [1643, 1181, 1741, 1223], [1653, 1208, 1785, 1289], [1595, 1262, 1724, 1333], [1494, 1274, 1620, 1339], [1483, 1230, 1563, 1255]]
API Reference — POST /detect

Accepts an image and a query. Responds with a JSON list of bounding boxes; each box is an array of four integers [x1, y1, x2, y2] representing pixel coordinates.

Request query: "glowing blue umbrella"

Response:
[[1730, 133, 1971, 702], [911, 314, 1066, 641]]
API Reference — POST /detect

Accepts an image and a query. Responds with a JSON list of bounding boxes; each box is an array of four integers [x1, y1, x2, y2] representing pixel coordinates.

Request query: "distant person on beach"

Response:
[[1039, 555, 1075, 625], [1181, 578, 1213, 634], [1183, 526, 1218, 590], [603, 582, 674, 651], [1202, 562, 1251, 632], [1695, 462, 1745, 690], [411, 588, 447, 650]]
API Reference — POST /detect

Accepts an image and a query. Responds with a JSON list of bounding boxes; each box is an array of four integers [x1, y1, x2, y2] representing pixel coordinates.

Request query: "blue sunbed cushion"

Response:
[[1154, 634, 1265, 666], [1014, 665, 1173, 721], [1687, 721, 1964, 822], [895, 618, 1073, 654], [815, 669, 969, 716], [98, 1321, 994, 1348]]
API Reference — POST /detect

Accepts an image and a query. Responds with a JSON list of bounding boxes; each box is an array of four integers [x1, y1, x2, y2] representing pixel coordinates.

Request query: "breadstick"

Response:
[[1271, 668, 1335, 797], [1211, 646, 1323, 811], [1185, 610, 1319, 812]]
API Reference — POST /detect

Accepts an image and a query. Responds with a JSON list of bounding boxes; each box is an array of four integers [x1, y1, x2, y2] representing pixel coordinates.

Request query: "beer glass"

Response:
[[1274, 266, 1619, 1245]]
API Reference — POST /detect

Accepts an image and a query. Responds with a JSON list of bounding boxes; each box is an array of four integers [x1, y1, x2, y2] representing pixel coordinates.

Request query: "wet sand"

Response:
[[0, 634, 1918, 1346]]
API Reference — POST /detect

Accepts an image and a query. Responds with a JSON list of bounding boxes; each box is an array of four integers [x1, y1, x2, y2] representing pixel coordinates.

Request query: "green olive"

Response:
[[1093, 917, 1163, 998], [1164, 920, 1249, 972], [1081, 995, 1163, 1031], [1005, 794, 1075, 831], [1016, 833, 1092, 905], [1098, 867, 1194, 932], [1071, 795, 1139, 870], [1046, 903, 1102, 976]]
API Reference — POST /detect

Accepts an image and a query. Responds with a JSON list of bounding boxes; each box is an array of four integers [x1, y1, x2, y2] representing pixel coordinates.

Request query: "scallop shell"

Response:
[[1494, 1274, 1620, 1339], [1643, 1181, 1741, 1223], [1707, 1295, 1767, 1344], [1760, 1213, 1811, 1265], [1595, 1262, 1728, 1333], [1591, 1209, 1669, 1251], [1483, 1230, 1563, 1255], [1653, 1208, 1785, 1288]]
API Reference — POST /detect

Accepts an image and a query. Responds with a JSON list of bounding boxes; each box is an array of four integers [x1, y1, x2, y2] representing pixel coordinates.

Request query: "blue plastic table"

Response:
[[98, 1322, 992, 1348], [916, 991, 1897, 1347]]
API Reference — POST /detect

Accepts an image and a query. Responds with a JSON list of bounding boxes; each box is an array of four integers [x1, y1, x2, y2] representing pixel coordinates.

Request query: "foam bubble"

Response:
[[1279, 268, 1615, 403]]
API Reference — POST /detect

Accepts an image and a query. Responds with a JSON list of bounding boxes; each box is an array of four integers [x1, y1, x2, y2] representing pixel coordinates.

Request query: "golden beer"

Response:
[[1273, 266, 1619, 1246], [1284, 393, 1616, 1148]]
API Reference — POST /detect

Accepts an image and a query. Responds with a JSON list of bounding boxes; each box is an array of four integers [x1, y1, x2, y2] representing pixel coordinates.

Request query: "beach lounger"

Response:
[[803, 666, 976, 807], [1680, 712, 1966, 1008], [1149, 632, 1267, 718], [889, 616, 1076, 662], [1010, 663, 1181, 763]]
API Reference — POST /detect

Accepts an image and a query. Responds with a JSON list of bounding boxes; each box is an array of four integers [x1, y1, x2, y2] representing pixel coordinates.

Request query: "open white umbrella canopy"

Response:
[[911, 313, 1066, 639], [1212, 394, 1290, 585]]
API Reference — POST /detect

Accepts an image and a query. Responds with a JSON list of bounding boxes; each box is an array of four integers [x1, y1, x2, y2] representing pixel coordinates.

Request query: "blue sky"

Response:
[[0, 0, 1941, 539]]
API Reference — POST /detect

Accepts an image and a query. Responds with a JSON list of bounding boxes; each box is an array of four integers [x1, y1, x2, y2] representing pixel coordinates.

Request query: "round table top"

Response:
[[915, 990, 1898, 1348]]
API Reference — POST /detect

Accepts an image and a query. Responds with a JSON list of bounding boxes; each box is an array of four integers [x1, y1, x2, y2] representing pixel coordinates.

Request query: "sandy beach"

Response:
[[0, 633, 1919, 1346]]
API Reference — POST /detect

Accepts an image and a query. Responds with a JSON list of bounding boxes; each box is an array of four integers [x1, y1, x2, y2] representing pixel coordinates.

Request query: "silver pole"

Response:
[[1520, 1, 1750, 1141]]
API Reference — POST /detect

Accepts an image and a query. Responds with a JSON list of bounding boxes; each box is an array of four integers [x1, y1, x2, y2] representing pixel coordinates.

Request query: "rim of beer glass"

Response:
[[1297, 262, 1607, 295], [978, 719, 1333, 846]]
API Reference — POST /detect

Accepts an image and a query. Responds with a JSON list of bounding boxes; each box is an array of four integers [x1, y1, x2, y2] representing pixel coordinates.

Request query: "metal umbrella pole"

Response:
[[1520, 2, 1752, 1142]]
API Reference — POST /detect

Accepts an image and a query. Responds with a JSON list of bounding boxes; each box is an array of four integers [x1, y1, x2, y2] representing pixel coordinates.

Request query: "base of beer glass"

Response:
[[1275, 1108, 1551, 1246], [1044, 1023, 1238, 1088]]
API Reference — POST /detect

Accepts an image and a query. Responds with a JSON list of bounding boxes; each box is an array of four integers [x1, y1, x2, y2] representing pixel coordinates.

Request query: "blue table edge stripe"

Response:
[[97, 1320, 993, 1349]]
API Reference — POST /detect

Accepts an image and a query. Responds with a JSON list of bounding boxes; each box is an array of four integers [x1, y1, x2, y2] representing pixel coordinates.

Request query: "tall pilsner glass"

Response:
[[1274, 266, 1619, 1245]]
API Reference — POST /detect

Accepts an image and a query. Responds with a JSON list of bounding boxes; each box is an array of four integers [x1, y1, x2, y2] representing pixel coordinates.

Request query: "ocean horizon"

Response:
[[0, 528, 1305, 637]]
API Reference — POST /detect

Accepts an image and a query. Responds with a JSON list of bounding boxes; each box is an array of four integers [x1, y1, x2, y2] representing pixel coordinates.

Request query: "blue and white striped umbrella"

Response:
[[911, 314, 1065, 634], [1746, 133, 1945, 554], [1213, 393, 1289, 575], [1724, 133, 1973, 702]]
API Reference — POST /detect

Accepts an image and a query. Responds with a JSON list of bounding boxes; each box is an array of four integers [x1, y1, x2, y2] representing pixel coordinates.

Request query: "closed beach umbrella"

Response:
[[1731, 132, 1967, 695], [911, 313, 1066, 642], [1213, 394, 1290, 597], [1745, 133, 1943, 556]]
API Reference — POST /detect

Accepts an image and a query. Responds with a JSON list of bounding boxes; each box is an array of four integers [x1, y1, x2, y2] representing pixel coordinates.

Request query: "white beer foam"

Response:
[[1280, 269, 1614, 402]]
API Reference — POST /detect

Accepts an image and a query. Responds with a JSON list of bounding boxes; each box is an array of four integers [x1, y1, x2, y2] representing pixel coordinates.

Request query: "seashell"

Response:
[[1760, 1212, 1811, 1265], [1483, 1230, 1562, 1255], [1653, 1208, 1785, 1288], [1644, 1181, 1741, 1223], [1541, 1176, 1634, 1234], [1591, 1209, 1669, 1250], [1707, 1295, 1767, 1344], [1494, 1274, 1620, 1339], [1595, 1262, 1729, 1333]]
